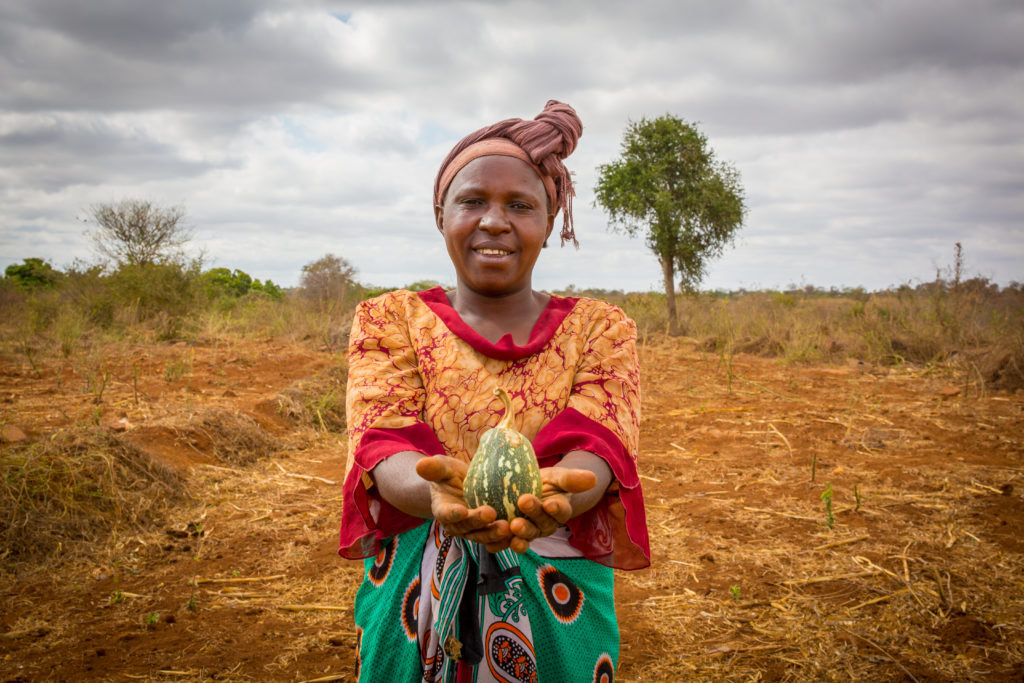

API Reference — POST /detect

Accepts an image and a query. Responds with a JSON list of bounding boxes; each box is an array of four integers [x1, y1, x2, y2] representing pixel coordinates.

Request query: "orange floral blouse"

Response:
[[339, 287, 649, 570]]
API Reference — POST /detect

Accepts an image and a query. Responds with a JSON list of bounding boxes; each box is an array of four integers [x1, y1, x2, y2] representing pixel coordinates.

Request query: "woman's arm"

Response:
[[555, 449, 615, 516], [369, 451, 433, 518]]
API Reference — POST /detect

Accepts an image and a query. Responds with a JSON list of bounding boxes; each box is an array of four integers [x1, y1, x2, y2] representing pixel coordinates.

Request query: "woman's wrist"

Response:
[[370, 451, 434, 519], [559, 449, 613, 518]]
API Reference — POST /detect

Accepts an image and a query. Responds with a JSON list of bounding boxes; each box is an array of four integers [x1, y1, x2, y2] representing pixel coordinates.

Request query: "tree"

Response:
[[4, 257, 63, 289], [300, 254, 357, 306], [594, 115, 745, 333], [86, 199, 191, 267], [202, 267, 284, 300]]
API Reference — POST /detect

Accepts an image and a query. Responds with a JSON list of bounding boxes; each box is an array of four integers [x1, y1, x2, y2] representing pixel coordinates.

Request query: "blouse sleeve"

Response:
[[339, 294, 443, 559], [532, 303, 650, 570]]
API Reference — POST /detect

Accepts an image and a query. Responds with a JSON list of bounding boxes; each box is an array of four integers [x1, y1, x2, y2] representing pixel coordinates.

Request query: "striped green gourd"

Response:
[[463, 387, 543, 521]]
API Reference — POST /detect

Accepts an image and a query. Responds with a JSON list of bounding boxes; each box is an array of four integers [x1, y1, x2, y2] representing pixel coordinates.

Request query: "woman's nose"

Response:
[[478, 205, 510, 232]]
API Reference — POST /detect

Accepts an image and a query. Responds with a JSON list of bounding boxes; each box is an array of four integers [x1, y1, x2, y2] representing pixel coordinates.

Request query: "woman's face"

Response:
[[435, 155, 554, 298]]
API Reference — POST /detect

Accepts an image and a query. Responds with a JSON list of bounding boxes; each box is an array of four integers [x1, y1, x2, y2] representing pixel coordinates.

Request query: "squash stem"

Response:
[[493, 387, 514, 430]]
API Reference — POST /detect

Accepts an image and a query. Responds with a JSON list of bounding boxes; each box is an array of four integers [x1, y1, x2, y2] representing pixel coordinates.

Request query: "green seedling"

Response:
[[821, 482, 835, 529], [145, 612, 160, 627], [730, 585, 741, 601], [164, 350, 194, 382]]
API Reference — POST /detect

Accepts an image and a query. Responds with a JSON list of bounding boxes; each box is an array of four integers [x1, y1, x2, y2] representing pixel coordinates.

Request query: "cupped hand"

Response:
[[507, 466, 598, 553], [415, 455, 512, 551]]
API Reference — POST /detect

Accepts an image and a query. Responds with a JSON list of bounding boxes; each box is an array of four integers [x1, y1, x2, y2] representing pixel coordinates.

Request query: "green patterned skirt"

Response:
[[353, 521, 617, 682]]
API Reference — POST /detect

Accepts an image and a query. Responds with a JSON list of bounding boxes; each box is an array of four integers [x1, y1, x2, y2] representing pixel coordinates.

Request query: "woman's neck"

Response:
[[447, 284, 550, 346]]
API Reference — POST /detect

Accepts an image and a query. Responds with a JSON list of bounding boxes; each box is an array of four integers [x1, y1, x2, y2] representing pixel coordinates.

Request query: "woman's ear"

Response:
[[543, 213, 555, 247], [434, 204, 444, 233]]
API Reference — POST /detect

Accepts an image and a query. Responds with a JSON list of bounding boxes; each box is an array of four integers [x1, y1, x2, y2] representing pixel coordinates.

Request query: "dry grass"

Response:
[[275, 366, 348, 433], [0, 428, 189, 561], [578, 279, 1024, 393], [626, 460, 1024, 680], [1, 337, 1022, 681], [182, 408, 280, 466], [0, 405, 283, 564], [613, 345, 1024, 682]]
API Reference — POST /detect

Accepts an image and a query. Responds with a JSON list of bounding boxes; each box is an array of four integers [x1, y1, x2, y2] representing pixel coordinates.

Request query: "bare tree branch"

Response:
[[87, 199, 191, 267]]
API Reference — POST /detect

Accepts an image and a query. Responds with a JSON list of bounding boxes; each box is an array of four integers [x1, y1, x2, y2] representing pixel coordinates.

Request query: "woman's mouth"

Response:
[[474, 248, 512, 256]]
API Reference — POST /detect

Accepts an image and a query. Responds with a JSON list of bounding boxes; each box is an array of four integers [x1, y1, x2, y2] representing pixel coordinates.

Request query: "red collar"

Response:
[[417, 287, 578, 360]]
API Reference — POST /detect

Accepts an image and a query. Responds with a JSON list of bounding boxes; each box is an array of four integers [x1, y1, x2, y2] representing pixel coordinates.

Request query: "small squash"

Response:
[[463, 387, 543, 521]]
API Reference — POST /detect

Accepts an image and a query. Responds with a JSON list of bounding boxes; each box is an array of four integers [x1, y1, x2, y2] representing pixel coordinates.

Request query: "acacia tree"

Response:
[[300, 253, 357, 306], [87, 199, 191, 267], [594, 115, 745, 333]]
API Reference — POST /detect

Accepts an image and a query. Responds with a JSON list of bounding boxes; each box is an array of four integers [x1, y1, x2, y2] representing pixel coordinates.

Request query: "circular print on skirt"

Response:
[[353, 626, 363, 679], [431, 533, 452, 599], [368, 536, 398, 586], [537, 564, 584, 624], [486, 622, 537, 683], [593, 653, 614, 683], [401, 577, 420, 641]]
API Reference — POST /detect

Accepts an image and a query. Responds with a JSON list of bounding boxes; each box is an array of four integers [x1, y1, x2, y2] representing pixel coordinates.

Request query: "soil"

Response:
[[1, 338, 1022, 681]]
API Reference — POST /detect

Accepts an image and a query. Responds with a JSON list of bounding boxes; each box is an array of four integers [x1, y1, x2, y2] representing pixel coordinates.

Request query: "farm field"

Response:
[[2, 337, 1022, 682]]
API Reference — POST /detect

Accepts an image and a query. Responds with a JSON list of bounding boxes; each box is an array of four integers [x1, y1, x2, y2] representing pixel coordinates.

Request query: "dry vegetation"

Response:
[[1, 258, 1022, 681]]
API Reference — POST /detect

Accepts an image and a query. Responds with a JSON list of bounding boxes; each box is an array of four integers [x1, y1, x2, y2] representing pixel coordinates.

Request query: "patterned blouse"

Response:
[[339, 287, 649, 570]]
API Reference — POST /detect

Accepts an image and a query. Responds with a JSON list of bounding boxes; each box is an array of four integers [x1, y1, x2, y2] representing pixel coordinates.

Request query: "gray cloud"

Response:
[[1, 0, 1021, 291]]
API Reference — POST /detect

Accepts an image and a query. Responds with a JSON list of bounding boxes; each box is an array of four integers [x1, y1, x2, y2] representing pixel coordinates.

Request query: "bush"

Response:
[[4, 257, 63, 290]]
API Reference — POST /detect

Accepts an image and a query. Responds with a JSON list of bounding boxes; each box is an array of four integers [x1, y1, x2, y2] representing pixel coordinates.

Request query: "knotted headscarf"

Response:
[[434, 100, 583, 247]]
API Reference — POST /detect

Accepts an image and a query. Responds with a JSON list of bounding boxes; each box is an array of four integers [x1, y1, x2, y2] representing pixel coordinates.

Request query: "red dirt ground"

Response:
[[1, 338, 1022, 681]]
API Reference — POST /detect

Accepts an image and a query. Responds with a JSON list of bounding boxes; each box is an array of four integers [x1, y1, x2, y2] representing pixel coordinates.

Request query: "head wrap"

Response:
[[434, 100, 583, 247]]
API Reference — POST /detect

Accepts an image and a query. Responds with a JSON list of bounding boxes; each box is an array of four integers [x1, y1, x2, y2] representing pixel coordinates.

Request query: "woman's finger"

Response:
[[463, 520, 511, 545], [543, 467, 597, 494], [518, 491, 572, 527], [540, 495, 572, 523], [438, 503, 467, 523], [464, 505, 498, 526], [515, 494, 557, 532], [509, 536, 532, 554], [484, 539, 513, 553], [509, 515, 542, 540], [445, 506, 499, 536], [416, 455, 460, 483]]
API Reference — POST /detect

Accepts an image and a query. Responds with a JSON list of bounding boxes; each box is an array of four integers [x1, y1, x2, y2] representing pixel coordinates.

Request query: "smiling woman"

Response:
[[339, 101, 649, 683], [436, 155, 554, 343]]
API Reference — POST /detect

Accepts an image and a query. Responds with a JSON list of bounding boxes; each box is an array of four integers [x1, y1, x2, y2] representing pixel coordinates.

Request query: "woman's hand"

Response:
[[507, 466, 600, 553], [415, 455, 513, 551]]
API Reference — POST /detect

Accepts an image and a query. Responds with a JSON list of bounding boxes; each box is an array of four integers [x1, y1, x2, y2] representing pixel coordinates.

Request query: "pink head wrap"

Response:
[[433, 100, 583, 247]]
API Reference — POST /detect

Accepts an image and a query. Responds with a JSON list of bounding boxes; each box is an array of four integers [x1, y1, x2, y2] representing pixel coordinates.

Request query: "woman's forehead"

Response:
[[447, 155, 546, 196]]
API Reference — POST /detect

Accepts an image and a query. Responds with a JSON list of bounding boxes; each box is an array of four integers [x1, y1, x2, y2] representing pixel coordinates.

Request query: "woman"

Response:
[[340, 100, 649, 682]]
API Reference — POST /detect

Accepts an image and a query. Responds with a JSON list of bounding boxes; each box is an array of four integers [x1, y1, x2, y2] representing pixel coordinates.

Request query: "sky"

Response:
[[1, 0, 1022, 293]]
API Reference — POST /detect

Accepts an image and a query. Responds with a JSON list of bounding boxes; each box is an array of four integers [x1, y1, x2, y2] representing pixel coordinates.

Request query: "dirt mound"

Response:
[[1, 428, 189, 561], [125, 408, 279, 471], [273, 365, 347, 432], [979, 349, 1024, 391]]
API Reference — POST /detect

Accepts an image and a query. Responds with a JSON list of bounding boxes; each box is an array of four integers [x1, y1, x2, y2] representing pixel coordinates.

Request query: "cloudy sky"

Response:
[[2, 0, 1022, 293]]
